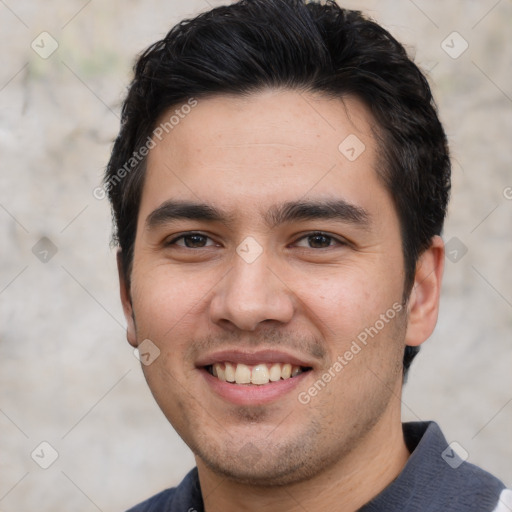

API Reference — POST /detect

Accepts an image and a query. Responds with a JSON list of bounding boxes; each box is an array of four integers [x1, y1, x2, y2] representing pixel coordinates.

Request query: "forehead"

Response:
[[142, 90, 387, 220]]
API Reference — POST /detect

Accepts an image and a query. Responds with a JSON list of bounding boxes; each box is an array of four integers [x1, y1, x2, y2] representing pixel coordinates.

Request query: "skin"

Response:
[[119, 89, 444, 512]]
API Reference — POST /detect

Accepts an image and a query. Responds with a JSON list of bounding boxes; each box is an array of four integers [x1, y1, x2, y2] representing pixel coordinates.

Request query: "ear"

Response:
[[405, 235, 444, 347], [117, 250, 138, 348]]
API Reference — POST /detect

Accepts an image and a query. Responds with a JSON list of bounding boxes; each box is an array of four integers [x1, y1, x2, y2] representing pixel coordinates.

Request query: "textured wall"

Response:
[[0, 1, 511, 510]]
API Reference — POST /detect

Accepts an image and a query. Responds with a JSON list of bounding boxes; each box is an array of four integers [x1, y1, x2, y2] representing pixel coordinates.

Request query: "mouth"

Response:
[[205, 362, 313, 386], [196, 350, 316, 404]]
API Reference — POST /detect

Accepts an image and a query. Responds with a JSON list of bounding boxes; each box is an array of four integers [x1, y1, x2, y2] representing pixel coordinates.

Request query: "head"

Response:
[[106, 0, 449, 486]]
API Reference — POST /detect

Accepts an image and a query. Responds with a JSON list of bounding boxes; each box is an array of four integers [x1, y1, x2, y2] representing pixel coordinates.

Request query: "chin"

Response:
[[201, 454, 319, 487], [194, 429, 342, 487]]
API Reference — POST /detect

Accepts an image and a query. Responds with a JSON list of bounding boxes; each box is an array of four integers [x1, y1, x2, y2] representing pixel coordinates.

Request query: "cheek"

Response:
[[294, 266, 400, 342], [130, 261, 217, 337]]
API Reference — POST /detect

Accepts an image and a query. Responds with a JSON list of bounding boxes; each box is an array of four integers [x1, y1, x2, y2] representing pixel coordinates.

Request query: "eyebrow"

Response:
[[145, 200, 230, 229], [265, 200, 370, 229], [145, 199, 370, 230]]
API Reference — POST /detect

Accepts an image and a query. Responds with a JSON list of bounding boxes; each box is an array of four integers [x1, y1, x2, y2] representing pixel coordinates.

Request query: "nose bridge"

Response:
[[210, 248, 294, 330]]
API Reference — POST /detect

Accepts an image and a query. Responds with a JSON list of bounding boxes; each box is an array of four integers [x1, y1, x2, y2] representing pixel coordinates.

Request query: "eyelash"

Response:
[[166, 232, 217, 248], [166, 231, 347, 249], [293, 231, 346, 249]]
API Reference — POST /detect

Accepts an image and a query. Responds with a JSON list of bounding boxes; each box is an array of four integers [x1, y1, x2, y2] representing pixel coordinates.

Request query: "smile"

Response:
[[206, 362, 312, 385]]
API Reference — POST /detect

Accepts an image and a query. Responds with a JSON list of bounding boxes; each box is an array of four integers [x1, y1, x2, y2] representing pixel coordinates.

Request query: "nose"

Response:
[[209, 252, 295, 332]]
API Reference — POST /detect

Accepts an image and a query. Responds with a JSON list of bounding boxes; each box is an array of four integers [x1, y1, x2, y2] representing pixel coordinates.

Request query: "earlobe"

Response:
[[117, 250, 138, 348], [405, 236, 445, 347]]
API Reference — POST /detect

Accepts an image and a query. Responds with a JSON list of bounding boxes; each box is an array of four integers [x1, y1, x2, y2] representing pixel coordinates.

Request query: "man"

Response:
[[104, 1, 510, 510]]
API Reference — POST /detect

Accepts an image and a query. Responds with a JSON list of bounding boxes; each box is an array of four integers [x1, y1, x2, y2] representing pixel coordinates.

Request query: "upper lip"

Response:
[[195, 349, 316, 369]]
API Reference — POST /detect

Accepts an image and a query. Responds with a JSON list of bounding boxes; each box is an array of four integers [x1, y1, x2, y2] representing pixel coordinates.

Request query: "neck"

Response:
[[197, 412, 410, 512]]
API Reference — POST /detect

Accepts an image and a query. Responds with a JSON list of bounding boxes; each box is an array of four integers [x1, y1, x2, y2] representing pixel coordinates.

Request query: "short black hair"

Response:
[[105, 0, 451, 376]]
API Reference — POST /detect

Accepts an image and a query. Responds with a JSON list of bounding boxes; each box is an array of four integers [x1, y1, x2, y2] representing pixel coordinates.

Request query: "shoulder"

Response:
[[408, 421, 507, 511], [126, 487, 176, 512], [362, 422, 507, 511], [125, 468, 202, 512]]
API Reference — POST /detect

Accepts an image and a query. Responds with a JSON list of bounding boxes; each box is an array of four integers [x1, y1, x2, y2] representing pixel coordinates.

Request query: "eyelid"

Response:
[[292, 231, 349, 248], [164, 230, 349, 248], [165, 231, 218, 247]]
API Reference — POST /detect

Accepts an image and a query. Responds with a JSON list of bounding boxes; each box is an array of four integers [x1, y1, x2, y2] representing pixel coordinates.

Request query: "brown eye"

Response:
[[169, 233, 215, 248], [183, 234, 208, 248], [295, 232, 341, 249], [307, 234, 333, 248]]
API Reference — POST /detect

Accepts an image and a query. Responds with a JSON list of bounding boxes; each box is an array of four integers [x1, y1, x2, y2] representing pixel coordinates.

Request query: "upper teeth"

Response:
[[212, 362, 304, 385]]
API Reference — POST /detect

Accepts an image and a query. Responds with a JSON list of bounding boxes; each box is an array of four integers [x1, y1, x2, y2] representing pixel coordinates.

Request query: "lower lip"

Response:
[[200, 368, 309, 406]]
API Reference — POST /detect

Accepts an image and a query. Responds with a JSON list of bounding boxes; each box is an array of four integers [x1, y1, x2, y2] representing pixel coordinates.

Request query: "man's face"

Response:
[[123, 90, 411, 484]]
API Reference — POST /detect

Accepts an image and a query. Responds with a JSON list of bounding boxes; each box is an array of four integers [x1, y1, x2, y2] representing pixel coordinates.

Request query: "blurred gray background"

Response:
[[0, 1, 511, 510]]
